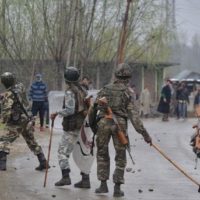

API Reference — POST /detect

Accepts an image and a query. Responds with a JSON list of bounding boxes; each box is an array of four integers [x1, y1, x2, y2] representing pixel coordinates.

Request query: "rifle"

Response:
[[11, 89, 30, 119], [98, 97, 135, 165]]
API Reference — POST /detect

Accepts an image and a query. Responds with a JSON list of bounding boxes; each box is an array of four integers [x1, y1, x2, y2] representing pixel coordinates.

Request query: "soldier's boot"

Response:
[[113, 183, 124, 197], [95, 181, 109, 193], [55, 169, 71, 186], [0, 151, 8, 171], [74, 172, 90, 188], [35, 152, 50, 171]]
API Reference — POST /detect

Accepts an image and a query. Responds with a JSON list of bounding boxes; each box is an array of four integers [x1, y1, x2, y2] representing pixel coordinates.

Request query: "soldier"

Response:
[[0, 72, 49, 171], [51, 66, 90, 188], [89, 63, 152, 197]]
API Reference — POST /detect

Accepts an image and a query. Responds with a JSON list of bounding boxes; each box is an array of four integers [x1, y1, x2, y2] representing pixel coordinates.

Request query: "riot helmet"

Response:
[[115, 63, 132, 79], [64, 66, 80, 82], [1, 72, 16, 88]]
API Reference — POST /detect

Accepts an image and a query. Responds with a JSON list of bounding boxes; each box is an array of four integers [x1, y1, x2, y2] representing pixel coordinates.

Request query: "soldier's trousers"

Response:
[[96, 118, 127, 184], [0, 122, 42, 155], [57, 130, 79, 170]]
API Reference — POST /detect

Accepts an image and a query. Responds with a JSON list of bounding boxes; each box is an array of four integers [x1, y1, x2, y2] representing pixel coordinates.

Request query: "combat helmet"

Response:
[[115, 63, 132, 79], [64, 66, 80, 82], [1, 72, 16, 88]]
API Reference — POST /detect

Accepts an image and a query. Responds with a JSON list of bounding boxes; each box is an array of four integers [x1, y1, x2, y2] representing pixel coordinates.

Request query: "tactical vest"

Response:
[[62, 84, 88, 131], [8, 83, 28, 124], [101, 83, 130, 119]]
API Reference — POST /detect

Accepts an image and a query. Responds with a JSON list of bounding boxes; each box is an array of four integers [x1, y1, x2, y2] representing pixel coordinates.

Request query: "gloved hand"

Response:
[[50, 112, 58, 120], [143, 132, 152, 145]]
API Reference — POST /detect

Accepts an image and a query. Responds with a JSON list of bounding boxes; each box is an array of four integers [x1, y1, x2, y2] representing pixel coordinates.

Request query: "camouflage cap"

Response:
[[115, 63, 132, 79]]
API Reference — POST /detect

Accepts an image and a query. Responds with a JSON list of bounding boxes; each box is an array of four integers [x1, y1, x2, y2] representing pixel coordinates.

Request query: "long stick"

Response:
[[152, 143, 200, 192], [43, 119, 55, 187]]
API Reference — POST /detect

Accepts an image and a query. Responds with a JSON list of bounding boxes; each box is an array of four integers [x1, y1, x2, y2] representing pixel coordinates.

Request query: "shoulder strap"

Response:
[[10, 88, 30, 119]]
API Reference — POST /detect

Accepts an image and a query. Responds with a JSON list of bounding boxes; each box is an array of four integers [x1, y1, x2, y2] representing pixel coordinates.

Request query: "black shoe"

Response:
[[55, 177, 71, 186], [55, 169, 71, 186], [0, 159, 7, 171], [74, 173, 90, 188], [113, 184, 124, 197], [35, 161, 50, 171], [95, 181, 108, 193], [0, 151, 8, 171], [35, 152, 50, 171]]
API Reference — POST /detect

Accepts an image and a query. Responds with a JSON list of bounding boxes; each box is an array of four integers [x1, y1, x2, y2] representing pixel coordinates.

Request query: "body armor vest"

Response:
[[102, 84, 130, 119], [62, 84, 87, 131]]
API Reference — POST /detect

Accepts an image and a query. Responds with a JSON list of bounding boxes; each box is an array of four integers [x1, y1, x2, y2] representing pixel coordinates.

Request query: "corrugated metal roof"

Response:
[[172, 70, 200, 81]]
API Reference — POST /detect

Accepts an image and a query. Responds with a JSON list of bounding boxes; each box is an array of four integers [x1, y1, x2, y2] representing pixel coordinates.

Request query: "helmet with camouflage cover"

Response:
[[1, 72, 16, 88], [115, 63, 132, 79], [64, 66, 80, 83]]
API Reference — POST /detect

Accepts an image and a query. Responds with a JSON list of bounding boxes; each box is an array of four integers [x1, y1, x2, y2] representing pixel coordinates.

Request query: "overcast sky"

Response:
[[176, 0, 200, 44]]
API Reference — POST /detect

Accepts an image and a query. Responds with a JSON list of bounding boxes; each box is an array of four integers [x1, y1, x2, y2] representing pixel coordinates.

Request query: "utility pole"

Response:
[[116, 0, 133, 65]]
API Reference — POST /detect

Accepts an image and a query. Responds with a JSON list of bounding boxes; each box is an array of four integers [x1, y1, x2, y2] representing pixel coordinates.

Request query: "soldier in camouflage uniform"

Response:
[[51, 66, 90, 188], [0, 72, 49, 171], [90, 63, 152, 197]]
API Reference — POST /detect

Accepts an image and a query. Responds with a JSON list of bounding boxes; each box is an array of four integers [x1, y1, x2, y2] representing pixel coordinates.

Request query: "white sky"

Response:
[[176, 0, 200, 43]]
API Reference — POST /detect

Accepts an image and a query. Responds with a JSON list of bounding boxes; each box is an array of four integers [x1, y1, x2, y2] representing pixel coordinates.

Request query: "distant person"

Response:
[[176, 81, 189, 120], [140, 85, 152, 118], [80, 76, 90, 90], [194, 86, 200, 109], [29, 73, 47, 131], [157, 79, 172, 121], [170, 81, 179, 118]]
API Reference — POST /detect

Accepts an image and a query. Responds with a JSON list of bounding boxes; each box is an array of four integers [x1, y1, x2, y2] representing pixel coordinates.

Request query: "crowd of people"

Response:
[[131, 77, 200, 122], [0, 65, 200, 198], [157, 78, 200, 122]]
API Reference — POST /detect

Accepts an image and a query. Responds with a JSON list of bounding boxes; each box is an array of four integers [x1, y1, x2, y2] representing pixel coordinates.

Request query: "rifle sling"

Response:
[[10, 89, 30, 119], [108, 107, 124, 133]]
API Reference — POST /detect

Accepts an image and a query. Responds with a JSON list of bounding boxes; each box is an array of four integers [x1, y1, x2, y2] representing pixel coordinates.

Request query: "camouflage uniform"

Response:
[[57, 84, 87, 170], [53, 66, 90, 188], [91, 63, 152, 197], [95, 82, 151, 182], [0, 83, 42, 155]]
